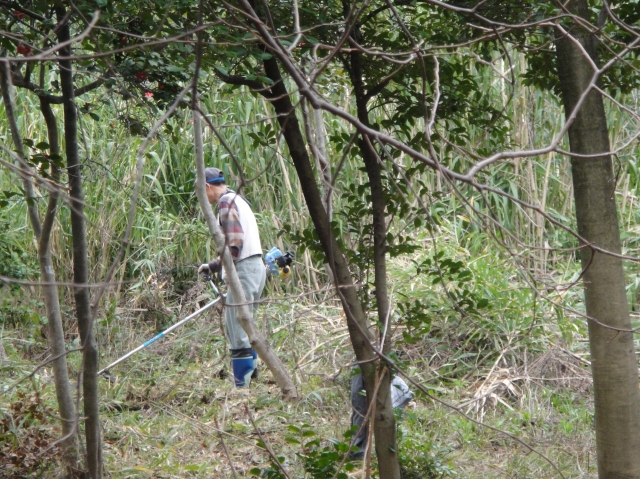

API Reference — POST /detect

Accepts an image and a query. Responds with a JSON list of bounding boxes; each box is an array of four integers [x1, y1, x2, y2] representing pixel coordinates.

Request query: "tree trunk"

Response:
[[0, 62, 41, 240], [346, 38, 401, 479], [0, 61, 83, 475], [236, 3, 400, 474], [301, 99, 335, 280], [259, 47, 399, 478], [260, 52, 377, 356], [39, 97, 84, 475], [555, 2, 640, 477], [56, 8, 102, 478], [301, 98, 332, 220]]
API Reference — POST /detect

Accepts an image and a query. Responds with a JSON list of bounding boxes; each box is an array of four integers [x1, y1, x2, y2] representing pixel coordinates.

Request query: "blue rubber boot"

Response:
[[230, 348, 255, 387]]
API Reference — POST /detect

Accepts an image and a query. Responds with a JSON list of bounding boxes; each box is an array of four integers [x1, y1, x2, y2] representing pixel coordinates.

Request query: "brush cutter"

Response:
[[98, 273, 223, 380], [265, 247, 294, 279]]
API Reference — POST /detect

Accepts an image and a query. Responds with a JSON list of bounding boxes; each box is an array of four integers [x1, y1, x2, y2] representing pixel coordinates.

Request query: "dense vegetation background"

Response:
[[1, 1, 640, 478]]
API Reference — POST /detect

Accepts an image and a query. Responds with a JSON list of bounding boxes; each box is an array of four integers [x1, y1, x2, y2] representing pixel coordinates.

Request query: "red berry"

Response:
[[13, 11, 25, 20], [120, 37, 127, 43], [134, 71, 147, 81], [158, 83, 165, 90], [17, 45, 31, 55]]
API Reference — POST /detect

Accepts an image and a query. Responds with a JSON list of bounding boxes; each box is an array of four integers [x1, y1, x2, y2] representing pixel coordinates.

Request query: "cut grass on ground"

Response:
[[2, 296, 596, 478]]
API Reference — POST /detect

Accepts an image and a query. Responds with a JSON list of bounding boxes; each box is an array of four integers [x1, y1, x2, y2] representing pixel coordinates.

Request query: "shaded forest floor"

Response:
[[1, 277, 597, 478]]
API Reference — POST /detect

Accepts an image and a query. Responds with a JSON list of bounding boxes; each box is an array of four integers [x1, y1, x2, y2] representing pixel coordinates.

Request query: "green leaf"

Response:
[[0, 38, 15, 52], [476, 298, 489, 308], [35, 142, 50, 150], [49, 154, 64, 167]]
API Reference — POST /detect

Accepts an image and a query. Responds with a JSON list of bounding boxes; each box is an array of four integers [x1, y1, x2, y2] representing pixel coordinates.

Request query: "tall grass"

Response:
[[3, 45, 638, 479], [1, 47, 639, 338]]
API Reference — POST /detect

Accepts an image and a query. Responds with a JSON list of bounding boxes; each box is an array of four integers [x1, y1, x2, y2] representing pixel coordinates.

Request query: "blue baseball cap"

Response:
[[205, 167, 225, 184]]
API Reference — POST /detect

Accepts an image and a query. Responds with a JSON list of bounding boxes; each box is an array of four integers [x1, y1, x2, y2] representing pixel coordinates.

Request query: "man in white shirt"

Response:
[[198, 167, 266, 387]]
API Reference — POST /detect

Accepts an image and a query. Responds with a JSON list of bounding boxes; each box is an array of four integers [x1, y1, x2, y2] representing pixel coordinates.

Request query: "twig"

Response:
[[244, 403, 293, 479], [213, 414, 239, 479]]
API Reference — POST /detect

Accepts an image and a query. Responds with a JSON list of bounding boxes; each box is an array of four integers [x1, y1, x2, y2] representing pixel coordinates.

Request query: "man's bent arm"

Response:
[[217, 195, 244, 258]]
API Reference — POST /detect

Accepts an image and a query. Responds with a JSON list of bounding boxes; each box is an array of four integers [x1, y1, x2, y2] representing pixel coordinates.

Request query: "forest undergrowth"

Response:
[[1, 54, 629, 478], [1, 247, 598, 479]]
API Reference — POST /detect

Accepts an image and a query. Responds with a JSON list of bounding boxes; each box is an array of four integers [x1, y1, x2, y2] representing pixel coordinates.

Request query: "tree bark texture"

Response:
[[260, 53, 377, 353], [56, 8, 102, 478], [555, 1, 640, 477], [0, 61, 82, 474], [242, 0, 380, 387]]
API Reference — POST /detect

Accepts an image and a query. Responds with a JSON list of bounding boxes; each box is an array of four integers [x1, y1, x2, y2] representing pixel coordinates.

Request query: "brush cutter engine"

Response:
[[265, 247, 294, 279]]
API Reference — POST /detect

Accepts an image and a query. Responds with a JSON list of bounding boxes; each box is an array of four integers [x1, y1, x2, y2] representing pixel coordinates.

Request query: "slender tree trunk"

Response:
[[301, 99, 335, 279], [237, 3, 400, 474], [347, 40, 401, 479], [555, 2, 640, 477], [301, 98, 332, 220], [0, 62, 41, 239], [0, 62, 83, 475], [260, 53, 377, 357], [56, 8, 102, 478], [259, 52, 400, 476], [40, 97, 84, 475]]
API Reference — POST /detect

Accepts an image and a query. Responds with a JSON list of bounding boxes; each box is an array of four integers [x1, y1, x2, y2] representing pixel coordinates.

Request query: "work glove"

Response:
[[198, 260, 221, 274]]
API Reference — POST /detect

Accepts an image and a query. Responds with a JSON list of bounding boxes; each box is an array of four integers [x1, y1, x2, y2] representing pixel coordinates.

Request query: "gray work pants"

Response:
[[224, 255, 266, 350]]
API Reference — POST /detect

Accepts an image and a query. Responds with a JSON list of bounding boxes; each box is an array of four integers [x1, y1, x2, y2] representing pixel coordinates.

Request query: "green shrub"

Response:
[[399, 436, 456, 479], [0, 214, 42, 328]]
